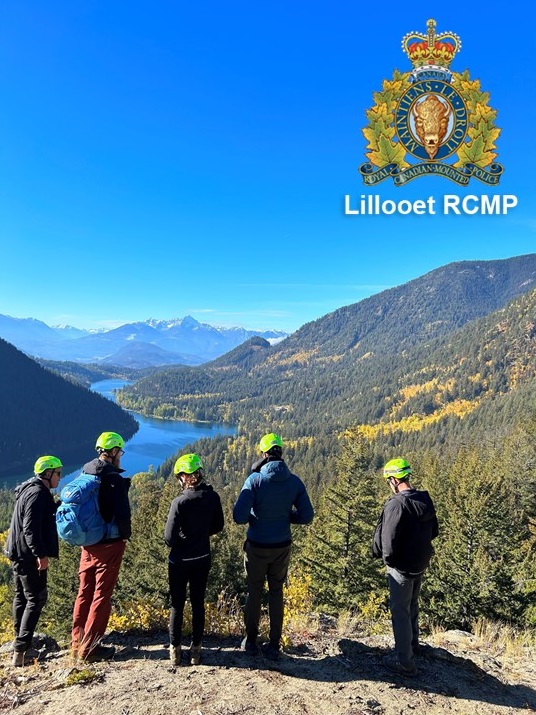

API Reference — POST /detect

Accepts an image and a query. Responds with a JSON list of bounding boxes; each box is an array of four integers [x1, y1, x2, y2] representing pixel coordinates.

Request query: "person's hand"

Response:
[[36, 557, 49, 571]]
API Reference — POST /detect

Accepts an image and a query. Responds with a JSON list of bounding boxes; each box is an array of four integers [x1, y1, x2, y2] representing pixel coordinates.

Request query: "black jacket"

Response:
[[82, 458, 132, 541], [5, 478, 59, 562], [164, 483, 224, 563], [372, 489, 438, 574]]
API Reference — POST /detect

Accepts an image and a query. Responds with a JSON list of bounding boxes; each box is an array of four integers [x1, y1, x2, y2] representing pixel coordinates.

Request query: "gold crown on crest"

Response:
[[402, 19, 461, 70]]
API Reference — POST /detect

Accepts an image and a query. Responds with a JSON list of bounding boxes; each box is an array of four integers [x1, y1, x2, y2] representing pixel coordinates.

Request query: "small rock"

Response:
[[366, 699, 381, 709]]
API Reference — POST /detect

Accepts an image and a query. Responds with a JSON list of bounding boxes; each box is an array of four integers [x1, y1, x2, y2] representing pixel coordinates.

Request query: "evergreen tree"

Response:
[[117, 471, 170, 607], [424, 445, 526, 628], [44, 540, 82, 643], [302, 433, 383, 612]]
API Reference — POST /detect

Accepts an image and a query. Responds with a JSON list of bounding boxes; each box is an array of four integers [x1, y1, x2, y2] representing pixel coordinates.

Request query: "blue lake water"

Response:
[[3, 379, 236, 490]]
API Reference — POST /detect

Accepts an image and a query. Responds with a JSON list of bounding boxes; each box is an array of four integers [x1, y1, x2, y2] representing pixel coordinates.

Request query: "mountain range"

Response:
[[116, 254, 536, 448], [0, 315, 287, 368]]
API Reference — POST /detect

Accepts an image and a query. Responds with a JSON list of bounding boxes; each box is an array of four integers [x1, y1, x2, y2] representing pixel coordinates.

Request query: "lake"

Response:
[[3, 379, 236, 490]]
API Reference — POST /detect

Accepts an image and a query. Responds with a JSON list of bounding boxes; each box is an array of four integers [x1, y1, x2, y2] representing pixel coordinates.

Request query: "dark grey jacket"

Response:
[[372, 489, 438, 574], [5, 478, 59, 562]]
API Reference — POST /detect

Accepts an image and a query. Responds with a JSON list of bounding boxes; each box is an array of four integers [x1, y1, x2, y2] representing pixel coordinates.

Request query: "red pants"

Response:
[[72, 540, 126, 657]]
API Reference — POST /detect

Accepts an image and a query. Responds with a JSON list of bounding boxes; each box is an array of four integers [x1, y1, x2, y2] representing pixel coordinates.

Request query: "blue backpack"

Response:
[[56, 473, 120, 546]]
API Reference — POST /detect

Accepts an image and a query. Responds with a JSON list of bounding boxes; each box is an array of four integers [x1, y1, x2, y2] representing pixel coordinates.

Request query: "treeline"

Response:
[[36, 359, 141, 389], [0, 338, 139, 477], [1, 418, 534, 644]]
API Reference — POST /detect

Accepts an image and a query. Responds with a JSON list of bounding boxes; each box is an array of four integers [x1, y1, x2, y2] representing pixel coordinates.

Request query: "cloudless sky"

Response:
[[0, 1, 534, 333]]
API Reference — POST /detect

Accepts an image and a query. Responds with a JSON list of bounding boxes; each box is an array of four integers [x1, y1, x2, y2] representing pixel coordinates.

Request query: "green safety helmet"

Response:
[[259, 433, 283, 453], [95, 431, 125, 451], [34, 455, 63, 474], [383, 458, 412, 480], [174, 453, 204, 475]]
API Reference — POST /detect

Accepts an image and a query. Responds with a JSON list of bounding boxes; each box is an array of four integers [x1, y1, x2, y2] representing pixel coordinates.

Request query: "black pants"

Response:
[[168, 556, 211, 647], [12, 561, 48, 652], [243, 542, 291, 647]]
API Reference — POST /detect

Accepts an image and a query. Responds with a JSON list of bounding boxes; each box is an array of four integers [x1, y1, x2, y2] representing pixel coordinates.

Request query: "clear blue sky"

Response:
[[1, 2, 534, 334]]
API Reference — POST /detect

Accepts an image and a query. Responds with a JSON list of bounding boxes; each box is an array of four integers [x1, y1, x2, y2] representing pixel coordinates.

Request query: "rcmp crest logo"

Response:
[[359, 19, 504, 186]]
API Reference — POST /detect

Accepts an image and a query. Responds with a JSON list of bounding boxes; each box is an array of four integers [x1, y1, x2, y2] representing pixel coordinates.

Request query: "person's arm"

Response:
[[164, 498, 182, 547], [22, 491, 47, 560], [381, 498, 404, 566], [290, 480, 314, 524], [371, 511, 384, 559], [232, 476, 255, 524], [114, 477, 132, 539], [210, 494, 225, 536]]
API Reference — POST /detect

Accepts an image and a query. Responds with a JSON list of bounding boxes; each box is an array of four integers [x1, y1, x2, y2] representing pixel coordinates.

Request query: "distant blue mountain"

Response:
[[0, 314, 288, 367]]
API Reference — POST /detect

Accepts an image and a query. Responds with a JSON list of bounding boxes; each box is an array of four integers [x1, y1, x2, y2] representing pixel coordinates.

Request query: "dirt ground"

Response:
[[1, 628, 535, 715]]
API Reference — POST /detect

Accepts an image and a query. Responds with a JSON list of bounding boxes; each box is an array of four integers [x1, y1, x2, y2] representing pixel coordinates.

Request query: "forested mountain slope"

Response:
[[0, 338, 138, 477], [278, 253, 536, 356], [117, 255, 536, 448]]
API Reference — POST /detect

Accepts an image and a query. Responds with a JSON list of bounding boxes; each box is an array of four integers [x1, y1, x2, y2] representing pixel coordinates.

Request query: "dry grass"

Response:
[[473, 617, 536, 658]]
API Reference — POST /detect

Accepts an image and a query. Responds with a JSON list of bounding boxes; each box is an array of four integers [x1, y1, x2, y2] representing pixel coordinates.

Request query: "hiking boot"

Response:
[[189, 645, 201, 665], [12, 651, 25, 667], [382, 654, 417, 677], [261, 642, 280, 662], [169, 645, 182, 666], [82, 645, 116, 663], [240, 637, 259, 655], [12, 647, 39, 667]]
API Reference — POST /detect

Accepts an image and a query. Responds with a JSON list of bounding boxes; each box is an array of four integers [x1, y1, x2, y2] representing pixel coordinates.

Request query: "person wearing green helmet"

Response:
[[249, 433, 284, 474], [372, 458, 438, 677], [233, 432, 314, 661], [164, 453, 224, 666], [71, 431, 132, 663], [6, 456, 63, 666]]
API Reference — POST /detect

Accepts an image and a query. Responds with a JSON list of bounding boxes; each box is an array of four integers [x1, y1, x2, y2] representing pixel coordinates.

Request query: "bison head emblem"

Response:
[[412, 95, 452, 160]]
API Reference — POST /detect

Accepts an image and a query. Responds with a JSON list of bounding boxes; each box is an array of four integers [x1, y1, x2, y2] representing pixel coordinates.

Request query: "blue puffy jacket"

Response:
[[233, 459, 314, 545]]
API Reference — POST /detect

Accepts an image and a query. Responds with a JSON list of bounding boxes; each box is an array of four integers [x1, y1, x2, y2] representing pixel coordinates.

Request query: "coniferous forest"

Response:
[[0, 338, 138, 478], [1, 255, 536, 645]]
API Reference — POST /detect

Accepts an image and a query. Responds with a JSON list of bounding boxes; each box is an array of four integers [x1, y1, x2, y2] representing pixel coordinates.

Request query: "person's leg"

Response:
[[78, 541, 126, 657], [12, 568, 26, 643], [386, 567, 415, 667], [266, 546, 291, 648], [410, 574, 423, 652], [244, 543, 269, 643], [72, 548, 96, 654], [12, 562, 48, 653], [168, 561, 188, 647], [188, 557, 211, 647]]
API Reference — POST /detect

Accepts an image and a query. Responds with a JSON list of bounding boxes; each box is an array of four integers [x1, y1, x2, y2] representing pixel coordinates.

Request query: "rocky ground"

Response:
[[1, 628, 535, 715]]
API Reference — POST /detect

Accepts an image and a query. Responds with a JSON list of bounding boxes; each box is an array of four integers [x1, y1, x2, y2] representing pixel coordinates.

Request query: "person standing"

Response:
[[71, 431, 131, 662], [233, 433, 314, 661], [372, 458, 438, 677], [164, 453, 224, 666], [6, 456, 62, 666]]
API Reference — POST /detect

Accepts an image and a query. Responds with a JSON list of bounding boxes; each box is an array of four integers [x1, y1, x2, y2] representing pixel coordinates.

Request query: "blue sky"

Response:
[[1, 2, 534, 334]]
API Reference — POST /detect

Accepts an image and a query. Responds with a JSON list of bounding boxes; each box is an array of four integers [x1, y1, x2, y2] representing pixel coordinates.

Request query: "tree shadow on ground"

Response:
[[109, 632, 536, 711]]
